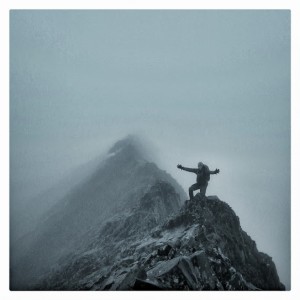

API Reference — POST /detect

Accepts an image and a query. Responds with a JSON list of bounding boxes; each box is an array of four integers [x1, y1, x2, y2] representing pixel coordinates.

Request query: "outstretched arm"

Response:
[[177, 164, 198, 173], [209, 168, 220, 175]]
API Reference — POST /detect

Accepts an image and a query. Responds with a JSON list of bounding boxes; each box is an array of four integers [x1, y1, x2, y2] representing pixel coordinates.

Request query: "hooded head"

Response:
[[198, 162, 204, 169]]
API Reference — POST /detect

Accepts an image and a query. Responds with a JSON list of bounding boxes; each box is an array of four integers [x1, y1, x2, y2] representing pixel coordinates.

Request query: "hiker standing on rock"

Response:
[[177, 162, 220, 200]]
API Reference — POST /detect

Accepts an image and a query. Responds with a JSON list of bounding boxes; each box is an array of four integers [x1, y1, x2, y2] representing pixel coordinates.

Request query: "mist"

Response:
[[10, 10, 290, 288]]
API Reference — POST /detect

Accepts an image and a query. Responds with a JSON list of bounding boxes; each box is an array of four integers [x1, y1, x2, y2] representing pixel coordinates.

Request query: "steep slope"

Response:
[[10, 136, 186, 290], [10, 153, 105, 243], [36, 180, 181, 290], [36, 194, 284, 291]]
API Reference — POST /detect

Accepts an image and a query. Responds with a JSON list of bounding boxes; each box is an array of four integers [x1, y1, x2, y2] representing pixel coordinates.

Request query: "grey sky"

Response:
[[10, 10, 290, 288]]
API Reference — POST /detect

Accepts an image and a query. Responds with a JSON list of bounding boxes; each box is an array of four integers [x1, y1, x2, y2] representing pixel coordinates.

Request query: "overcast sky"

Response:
[[10, 10, 290, 288]]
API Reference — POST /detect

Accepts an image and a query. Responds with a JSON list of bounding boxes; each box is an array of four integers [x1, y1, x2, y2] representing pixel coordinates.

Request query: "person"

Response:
[[177, 162, 220, 200]]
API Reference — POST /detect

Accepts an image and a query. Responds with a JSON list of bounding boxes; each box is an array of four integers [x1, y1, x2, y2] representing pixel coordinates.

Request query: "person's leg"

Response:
[[199, 183, 208, 198], [189, 183, 200, 200]]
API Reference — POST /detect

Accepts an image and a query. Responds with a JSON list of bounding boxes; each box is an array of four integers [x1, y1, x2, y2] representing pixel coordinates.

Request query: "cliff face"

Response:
[[37, 194, 285, 291]]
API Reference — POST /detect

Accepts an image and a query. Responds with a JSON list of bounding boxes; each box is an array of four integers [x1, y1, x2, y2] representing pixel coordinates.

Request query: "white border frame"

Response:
[[1, 1, 299, 300]]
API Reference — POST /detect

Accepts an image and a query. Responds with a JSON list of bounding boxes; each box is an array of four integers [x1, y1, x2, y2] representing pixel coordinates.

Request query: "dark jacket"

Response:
[[181, 165, 210, 185]]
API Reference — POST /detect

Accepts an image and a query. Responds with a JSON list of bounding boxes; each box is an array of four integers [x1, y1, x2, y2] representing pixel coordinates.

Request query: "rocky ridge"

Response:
[[37, 193, 285, 291], [10, 137, 186, 290]]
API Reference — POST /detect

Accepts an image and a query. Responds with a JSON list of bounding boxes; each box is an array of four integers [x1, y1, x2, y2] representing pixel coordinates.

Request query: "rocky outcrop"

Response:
[[36, 194, 285, 291]]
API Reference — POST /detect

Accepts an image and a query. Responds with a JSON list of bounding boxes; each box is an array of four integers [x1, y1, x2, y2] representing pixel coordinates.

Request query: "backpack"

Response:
[[197, 165, 210, 184], [203, 165, 210, 181]]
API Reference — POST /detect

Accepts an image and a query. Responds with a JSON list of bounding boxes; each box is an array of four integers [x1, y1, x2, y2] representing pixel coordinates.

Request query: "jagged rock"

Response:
[[132, 279, 163, 290], [157, 244, 173, 257], [36, 193, 285, 291], [147, 256, 200, 290], [11, 137, 186, 290]]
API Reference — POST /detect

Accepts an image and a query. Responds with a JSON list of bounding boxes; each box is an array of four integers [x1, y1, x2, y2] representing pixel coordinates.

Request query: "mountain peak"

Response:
[[107, 135, 157, 164], [11, 135, 186, 290], [164, 195, 239, 230], [108, 135, 139, 153]]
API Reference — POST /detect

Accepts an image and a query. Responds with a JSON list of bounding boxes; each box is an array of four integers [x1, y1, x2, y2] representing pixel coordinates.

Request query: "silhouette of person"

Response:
[[177, 162, 220, 200]]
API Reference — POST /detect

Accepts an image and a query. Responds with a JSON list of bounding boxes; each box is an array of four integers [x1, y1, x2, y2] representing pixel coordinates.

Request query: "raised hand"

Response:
[[215, 168, 220, 174], [177, 164, 183, 169]]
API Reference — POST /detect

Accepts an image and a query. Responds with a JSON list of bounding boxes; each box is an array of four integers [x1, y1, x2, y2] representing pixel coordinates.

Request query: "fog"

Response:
[[10, 10, 290, 288]]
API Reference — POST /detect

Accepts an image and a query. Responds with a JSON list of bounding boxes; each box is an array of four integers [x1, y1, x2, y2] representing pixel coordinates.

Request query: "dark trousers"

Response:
[[189, 182, 208, 200]]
